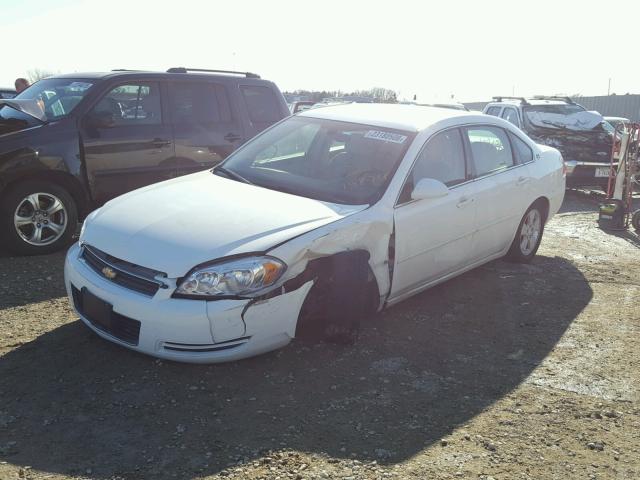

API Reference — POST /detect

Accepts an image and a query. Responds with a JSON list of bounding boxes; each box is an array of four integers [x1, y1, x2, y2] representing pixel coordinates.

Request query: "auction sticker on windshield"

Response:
[[364, 130, 407, 143]]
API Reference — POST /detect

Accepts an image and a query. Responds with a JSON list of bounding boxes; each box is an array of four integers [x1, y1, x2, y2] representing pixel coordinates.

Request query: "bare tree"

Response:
[[26, 68, 57, 83]]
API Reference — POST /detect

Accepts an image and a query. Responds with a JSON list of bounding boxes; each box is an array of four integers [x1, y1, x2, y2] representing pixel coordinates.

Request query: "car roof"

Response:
[[48, 71, 269, 82], [298, 103, 473, 132]]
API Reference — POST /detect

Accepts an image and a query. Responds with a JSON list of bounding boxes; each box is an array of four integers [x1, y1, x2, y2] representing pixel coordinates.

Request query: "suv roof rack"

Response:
[[166, 67, 260, 78], [492, 96, 530, 105], [532, 95, 576, 104]]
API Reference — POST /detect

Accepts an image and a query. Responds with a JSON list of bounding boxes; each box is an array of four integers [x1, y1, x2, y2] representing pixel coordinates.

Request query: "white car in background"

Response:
[[64, 104, 565, 363]]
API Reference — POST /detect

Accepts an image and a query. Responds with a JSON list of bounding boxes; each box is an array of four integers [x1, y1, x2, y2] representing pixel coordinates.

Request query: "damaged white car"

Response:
[[64, 104, 566, 363]]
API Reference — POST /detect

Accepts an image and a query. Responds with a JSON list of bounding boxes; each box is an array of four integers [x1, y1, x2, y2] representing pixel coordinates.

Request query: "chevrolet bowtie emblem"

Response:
[[101, 266, 117, 280]]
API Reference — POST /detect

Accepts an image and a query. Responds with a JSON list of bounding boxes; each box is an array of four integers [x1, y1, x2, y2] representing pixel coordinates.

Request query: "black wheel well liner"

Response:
[[532, 196, 550, 222], [283, 249, 381, 312]]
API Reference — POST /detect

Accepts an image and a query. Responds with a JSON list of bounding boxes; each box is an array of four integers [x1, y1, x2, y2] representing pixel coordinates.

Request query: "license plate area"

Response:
[[82, 287, 113, 330], [595, 167, 610, 177]]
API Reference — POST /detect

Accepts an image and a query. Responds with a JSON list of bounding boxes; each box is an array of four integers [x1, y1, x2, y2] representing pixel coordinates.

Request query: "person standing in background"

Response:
[[14, 77, 30, 93]]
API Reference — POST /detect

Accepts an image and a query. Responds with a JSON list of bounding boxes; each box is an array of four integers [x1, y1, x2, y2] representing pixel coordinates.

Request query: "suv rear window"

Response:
[[241, 86, 281, 124]]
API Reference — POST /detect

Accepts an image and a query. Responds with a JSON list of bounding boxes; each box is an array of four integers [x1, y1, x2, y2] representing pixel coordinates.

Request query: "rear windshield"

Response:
[[15, 78, 94, 121], [523, 104, 585, 130], [524, 104, 585, 115]]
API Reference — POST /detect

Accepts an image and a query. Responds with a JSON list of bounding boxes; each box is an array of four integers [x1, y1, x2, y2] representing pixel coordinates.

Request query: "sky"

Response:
[[2, 0, 640, 103]]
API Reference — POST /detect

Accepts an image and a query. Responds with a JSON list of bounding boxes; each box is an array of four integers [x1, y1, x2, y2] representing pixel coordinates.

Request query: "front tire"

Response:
[[506, 202, 545, 263], [0, 180, 78, 255]]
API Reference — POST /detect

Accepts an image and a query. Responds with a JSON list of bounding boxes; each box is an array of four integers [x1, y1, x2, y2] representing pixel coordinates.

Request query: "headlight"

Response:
[[175, 256, 286, 298]]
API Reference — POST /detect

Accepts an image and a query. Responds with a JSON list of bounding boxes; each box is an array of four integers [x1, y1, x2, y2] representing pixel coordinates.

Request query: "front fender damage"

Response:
[[270, 216, 393, 306], [209, 214, 394, 347]]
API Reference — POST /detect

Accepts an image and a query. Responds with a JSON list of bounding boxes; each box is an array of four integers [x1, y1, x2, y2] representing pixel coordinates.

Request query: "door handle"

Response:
[[224, 133, 243, 142], [456, 196, 473, 208], [151, 138, 171, 148], [517, 176, 530, 186]]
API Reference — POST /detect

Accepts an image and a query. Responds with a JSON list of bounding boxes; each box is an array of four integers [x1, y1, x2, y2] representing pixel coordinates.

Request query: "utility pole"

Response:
[[608, 78, 611, 95]]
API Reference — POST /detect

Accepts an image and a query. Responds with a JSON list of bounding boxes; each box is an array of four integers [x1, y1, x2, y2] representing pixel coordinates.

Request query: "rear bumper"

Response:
[[564, 160, 612, 187]]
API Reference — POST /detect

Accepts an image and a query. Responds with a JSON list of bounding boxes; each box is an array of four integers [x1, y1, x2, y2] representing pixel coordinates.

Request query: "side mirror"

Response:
[[411, 178, 449, 200]]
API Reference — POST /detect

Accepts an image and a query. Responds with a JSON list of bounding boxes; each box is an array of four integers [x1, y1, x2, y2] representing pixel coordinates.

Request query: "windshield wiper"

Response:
[[214, 166, 253, 185]]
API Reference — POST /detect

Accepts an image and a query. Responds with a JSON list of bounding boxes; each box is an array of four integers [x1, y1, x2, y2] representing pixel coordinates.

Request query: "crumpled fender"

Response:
[[267, 208, 394, 310]]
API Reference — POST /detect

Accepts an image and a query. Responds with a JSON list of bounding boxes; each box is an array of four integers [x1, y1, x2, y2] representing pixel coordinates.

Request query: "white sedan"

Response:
[[64, 104, 565, 363]]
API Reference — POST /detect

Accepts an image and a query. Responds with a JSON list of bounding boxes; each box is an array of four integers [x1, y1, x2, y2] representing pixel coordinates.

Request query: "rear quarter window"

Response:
[[241, 86, 281, 124], [508, 131, 534, 164]]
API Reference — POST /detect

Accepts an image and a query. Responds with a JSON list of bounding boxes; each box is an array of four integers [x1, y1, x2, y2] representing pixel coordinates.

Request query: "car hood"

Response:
[[82, 171, 367, 277]]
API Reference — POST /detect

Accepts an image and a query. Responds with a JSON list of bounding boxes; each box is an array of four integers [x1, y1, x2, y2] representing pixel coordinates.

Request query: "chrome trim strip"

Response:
[[82, 245, 164, 288]]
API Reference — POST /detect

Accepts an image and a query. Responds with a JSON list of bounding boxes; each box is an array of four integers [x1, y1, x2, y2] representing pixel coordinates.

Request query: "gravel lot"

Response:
[[1, 190, 639, 480]]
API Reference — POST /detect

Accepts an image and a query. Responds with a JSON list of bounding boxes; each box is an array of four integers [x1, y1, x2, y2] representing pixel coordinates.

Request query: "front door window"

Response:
[[89, 83, 162, 126]]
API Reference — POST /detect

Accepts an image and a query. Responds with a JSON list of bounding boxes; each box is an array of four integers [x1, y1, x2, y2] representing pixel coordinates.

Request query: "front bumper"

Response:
[[64, 243, 312, 363]]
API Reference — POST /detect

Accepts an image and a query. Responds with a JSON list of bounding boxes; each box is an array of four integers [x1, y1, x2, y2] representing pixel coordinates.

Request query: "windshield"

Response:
[[14, 78, 94, 121], [217, 116, 415, 205]]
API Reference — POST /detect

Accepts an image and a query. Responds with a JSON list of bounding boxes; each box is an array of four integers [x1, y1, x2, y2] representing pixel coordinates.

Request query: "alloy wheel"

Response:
[[13, 192, 68, 246], [520, 209, 541, 256]]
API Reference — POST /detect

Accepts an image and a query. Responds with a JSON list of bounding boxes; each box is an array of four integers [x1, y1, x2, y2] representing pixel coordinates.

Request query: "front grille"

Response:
[[81, 245, 164, 296], [71, 285, 141, 345], [163, 337, 250, 353]]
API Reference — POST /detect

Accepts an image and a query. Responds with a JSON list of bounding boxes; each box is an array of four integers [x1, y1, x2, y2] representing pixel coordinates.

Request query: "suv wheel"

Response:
[[1, 180, 78, 255]]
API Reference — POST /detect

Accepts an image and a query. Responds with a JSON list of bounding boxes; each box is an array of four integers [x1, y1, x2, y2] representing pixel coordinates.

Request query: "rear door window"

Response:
[[241, 86, 281, 124], [168, 82, 232, 124], [466, 126, 514, 176]]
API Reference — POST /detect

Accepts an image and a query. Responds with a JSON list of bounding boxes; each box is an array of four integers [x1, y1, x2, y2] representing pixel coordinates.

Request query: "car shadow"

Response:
[[559, 188, 603, 214], [0, 255, 592, 479], [610, 229, 640, 248], [0, 250, 68, 309]]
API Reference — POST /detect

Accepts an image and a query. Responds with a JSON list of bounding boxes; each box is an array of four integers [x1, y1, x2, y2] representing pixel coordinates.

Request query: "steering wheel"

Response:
[[343, 169, 387, 190]]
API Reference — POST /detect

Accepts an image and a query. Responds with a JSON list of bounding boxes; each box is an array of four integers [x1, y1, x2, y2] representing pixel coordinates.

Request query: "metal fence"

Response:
[[570, 95, 640, 122], [463, 95, 640, 121]]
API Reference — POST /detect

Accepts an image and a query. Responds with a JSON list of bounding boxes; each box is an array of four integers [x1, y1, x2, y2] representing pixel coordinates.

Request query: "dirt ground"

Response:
[[1, 190, 639, 480]]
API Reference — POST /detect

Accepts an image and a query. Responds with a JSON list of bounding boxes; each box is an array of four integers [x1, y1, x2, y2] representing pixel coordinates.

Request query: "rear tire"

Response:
[[0, 180, 78, 255], [506, 202, 545, 263]]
